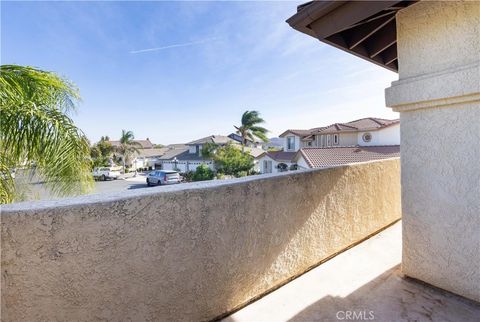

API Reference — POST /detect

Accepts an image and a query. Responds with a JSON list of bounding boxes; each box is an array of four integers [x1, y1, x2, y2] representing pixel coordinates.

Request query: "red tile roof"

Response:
[[297, 146, 400, 168], [314, 118, 399, 134], [279, 117, 398, 138]]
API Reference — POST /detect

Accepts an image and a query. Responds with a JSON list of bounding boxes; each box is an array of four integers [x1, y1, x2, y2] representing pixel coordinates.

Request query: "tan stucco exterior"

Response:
[[386, 1, 480, 302], [1, 159, 401, 321]]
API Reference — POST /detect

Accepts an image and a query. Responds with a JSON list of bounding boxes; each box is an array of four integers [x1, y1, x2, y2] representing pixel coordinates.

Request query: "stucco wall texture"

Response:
[[386, 1, 480, 303], [1, 159, 401, 321], [400, 104, 480, 302]]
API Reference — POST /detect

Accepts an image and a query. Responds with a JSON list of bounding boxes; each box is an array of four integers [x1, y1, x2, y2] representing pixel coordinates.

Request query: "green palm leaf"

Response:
[[0, 65, 93, 203], [234, 110, 269, 146], [117, 129, 141, 172]]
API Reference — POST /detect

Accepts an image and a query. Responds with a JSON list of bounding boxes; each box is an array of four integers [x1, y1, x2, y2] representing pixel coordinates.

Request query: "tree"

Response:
[[200, 142, 217, 159], [89, 136, 114, 169], [234, 110, 269, 149], [0, 65, 93, 203], [96, 137, 113, 157], [192, 164, 214, 181], [116, 130, 141, 173], [205, 143, 254, 177]]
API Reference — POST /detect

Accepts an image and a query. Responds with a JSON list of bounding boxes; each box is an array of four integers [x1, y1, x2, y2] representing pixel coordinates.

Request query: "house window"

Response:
[[307, 141, 312, 146], [287, 136, 295, 150], [333, 134, 339, 145], [277, 163, 288, 172], [362, 133, 372, 142], [327, 134, 332, 146]]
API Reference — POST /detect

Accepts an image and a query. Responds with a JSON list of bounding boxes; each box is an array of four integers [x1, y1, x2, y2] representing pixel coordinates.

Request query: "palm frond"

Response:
[[0, 65, 93, 203], [235, 110, 269, 145], [241, 110, 265, 127]]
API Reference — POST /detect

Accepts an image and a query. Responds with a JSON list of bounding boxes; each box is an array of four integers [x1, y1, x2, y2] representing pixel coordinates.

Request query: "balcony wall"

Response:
[[1, 158, 401, 321]]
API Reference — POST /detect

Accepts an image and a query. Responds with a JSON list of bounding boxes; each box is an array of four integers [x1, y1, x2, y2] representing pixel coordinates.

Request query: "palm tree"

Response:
[[117, 130, 141, 173], [0, 65, 93, 203], [234, 110, 269, 149]]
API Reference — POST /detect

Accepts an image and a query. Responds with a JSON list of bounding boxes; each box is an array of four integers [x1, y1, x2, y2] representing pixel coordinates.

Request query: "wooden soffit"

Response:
[[286, 1, 418, 72]]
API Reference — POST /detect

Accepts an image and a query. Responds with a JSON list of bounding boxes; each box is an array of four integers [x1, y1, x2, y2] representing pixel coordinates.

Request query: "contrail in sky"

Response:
[[130, 37, 220, 54]]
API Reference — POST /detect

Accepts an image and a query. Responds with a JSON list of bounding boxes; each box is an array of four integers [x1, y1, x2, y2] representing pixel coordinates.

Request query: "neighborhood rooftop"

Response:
[[137, 148, 170, 158], [107, 138, 154, 149], [299, 145, 400, 168], [187, 135, 235, 145], [262, 151, 297, 162], [280, 117, 399, 137]]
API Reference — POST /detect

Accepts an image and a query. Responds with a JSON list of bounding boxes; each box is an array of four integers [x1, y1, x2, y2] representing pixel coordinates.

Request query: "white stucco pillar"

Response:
[[385, 1, 480, 302]]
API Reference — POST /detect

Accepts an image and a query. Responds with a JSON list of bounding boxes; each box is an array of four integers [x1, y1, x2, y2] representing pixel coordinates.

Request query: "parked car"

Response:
[[146, 170, 181, 186], [92, 167, 121, 181]]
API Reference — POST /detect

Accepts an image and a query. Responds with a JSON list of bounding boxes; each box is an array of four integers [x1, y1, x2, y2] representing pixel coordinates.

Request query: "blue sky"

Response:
[[2, 1, 398, 144]]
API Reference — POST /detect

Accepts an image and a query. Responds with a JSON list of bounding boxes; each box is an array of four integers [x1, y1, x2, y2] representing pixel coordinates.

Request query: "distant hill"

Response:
[[265, 137, 283, 149]]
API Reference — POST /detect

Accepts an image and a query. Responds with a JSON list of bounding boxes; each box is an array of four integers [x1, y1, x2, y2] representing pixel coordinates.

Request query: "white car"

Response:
[[146, 170, 181, 186], [93, 167, 121, 181]]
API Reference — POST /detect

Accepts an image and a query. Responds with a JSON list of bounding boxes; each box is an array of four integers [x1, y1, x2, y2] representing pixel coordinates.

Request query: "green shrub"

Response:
[[212, 143, 254, 176], [192, 164, 214, 181], [236, 171, 248, 178]]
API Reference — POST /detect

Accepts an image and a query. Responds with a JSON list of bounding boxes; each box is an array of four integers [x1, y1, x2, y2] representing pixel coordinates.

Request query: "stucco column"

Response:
[[385, 1, 480, 302]]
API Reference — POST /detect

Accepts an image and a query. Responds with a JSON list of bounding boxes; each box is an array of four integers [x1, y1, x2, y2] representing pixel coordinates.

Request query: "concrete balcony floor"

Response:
[[223, 222, 480, 322]]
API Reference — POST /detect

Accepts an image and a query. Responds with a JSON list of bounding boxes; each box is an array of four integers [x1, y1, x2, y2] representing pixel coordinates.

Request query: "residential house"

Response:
[[158, 135, 238, 172], [256, 151, 297, 174], [132, 147, 169, 170], [107, 138, 154, 150], [116, 135, 265, 173], [280, 117, 399, 150], [106, 138, 156, 170], [258, 117, 400, 173], [157, 145, 213, 173]]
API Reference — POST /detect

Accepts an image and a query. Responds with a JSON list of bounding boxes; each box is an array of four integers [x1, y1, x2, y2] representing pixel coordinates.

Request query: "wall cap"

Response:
[[385, 61, 480, 112]]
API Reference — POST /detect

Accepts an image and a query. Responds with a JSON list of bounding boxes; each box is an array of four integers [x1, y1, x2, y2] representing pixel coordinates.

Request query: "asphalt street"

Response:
[[15, 173, 158, 202]]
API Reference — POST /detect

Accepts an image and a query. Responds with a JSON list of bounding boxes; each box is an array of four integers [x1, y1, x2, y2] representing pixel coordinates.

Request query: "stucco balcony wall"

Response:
[[1, 158, 401, 321]]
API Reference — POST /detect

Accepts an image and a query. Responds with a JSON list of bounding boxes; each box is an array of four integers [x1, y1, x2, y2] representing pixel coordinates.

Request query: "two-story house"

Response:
[[257, 117, 400, 173], [158, 135, 235, 172]]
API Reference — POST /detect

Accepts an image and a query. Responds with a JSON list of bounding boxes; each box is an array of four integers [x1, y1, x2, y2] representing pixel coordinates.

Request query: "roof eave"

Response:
[[286, 1, 418, 73]]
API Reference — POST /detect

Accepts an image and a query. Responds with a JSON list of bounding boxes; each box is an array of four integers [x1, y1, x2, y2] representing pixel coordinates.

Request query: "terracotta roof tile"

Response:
[[315, 118, 399, 134], [298, 146, 400, 168], [280, 118, 399, 137]]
